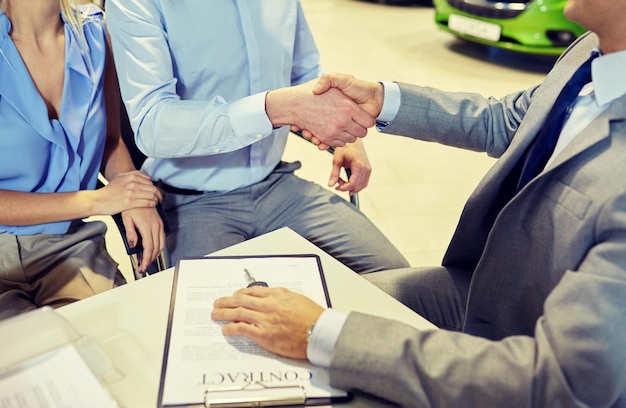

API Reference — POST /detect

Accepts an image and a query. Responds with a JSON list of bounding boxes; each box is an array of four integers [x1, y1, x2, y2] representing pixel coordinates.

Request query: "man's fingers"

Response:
[[328, 163, 342, 187], [312, 75, 332, 95], [352, 107, 376, 130], [213, 287, 273, 310], [123, 220, 138, 249], [221, 321, 262, 338], [212, 305, 264, 326], [312, 73, 356, 95]]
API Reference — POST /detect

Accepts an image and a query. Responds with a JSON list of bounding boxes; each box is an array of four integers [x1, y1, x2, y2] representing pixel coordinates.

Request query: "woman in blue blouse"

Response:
[[0, 0, 164, 319]]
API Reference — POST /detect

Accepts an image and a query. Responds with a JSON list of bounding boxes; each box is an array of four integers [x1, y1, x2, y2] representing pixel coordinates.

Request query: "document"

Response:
[[158, 255, 349, 407], [0, 343, 118, 408]]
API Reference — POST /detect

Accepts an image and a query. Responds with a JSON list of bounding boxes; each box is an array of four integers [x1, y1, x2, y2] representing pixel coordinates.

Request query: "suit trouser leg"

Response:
[[364, 266, 470, 331], [253, 163, 409, 274], [163, 162, 410, 274]]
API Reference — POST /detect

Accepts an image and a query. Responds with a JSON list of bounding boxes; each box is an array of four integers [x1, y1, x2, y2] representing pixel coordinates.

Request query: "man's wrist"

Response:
[[231, 91, 274, 137], [377, 81, 400, 125], [265, 87, 299, 128], [306, 309, 349, 368]]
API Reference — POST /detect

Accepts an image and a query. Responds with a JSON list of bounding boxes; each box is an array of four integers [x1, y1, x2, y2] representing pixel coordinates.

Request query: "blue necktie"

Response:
[[516, 52, 598, 191]]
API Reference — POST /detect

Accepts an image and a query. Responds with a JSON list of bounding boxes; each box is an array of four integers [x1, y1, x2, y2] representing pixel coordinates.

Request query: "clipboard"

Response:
[[157, 254, 352, 407]]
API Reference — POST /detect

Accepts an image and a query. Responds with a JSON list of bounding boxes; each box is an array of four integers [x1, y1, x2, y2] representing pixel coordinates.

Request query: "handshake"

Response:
[[266, 73, 385, 150]]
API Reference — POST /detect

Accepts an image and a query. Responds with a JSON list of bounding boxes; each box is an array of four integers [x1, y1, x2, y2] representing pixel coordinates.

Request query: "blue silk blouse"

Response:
[[0, 6, 107, 235]]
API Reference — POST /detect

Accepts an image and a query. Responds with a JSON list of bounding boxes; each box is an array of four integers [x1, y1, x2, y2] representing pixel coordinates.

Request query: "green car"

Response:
[[433, 0, 587, 56]]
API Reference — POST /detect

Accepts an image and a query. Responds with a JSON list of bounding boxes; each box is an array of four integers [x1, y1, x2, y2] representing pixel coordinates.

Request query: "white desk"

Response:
[[58, 228, 435, 407]]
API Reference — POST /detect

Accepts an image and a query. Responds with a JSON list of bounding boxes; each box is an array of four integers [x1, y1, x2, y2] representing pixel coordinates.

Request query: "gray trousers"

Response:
[[163, 161, 409, 274], [364, 266, 471, 331], [0, 221, 126, 321]]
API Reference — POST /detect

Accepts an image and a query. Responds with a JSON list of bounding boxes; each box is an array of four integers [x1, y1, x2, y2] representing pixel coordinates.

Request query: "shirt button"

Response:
[[256, 133, 263, 139]]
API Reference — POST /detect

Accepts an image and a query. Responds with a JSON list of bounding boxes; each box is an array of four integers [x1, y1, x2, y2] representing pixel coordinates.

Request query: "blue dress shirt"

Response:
[[105, 0, 322, 192], [0, 6, 107, 235]]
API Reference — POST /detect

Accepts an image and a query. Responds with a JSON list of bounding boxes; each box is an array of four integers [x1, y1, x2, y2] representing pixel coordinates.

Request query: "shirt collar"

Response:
[[592, 48, 626, 106], [0, 10, 13, 69]]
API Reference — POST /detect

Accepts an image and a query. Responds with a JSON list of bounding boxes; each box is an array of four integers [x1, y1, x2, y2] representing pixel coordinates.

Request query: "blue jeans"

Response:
[[162, 161, 409, 274]]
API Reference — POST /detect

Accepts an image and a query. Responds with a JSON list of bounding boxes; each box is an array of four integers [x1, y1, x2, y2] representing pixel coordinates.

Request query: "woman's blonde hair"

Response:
[[61, 0, 84, 32], [66, 1, 95, 48]]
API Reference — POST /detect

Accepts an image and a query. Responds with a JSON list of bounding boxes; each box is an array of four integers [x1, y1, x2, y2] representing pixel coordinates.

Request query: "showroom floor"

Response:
[[98, 0, 560, 279]]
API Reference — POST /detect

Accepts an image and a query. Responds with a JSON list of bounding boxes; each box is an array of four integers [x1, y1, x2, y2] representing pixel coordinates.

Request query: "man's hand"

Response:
[[120, 207, 165, 273], [297, 73, 385, 148], [96, 170, 164, 273], [313, 73, 385, 118], [266, 79, 375, 148], [211, 287, 324, 360], [329, 139, 371, 195]]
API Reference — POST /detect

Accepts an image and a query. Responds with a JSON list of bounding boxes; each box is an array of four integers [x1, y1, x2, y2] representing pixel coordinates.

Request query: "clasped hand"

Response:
[[290, 73, 385, 150], [267, 74, 383, 150]]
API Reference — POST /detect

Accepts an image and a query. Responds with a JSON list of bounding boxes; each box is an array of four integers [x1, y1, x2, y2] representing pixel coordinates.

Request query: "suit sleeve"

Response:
[[380, 82, 538, 158], [328, 194, 626, 407]]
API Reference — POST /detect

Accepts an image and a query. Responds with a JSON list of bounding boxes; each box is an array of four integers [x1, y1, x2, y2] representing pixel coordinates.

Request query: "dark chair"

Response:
[[119, 102, 148, 170], [101, 103, 169, 279], [109, 202, 169, 279]]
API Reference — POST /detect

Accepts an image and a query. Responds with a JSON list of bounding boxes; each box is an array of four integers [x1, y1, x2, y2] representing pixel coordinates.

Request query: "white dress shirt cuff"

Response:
[[376, 81, 401, 127], [228, 92, 274, 140], [306, 308, 349, 368]]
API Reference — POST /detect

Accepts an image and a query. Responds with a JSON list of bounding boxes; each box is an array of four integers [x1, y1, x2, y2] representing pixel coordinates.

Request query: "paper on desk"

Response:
[[159, 255, 346, 407], [0, 343, 118, 408]]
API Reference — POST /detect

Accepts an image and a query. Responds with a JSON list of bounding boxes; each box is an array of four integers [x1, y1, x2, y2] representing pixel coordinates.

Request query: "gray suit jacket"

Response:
[[329, 32, 626, 407]]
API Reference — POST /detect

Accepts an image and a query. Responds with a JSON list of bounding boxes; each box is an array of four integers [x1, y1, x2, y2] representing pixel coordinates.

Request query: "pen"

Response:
[[243, 268, 268, 287]]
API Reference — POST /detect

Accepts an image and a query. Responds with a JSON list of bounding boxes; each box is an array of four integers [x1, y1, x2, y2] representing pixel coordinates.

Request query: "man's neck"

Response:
[[593, 22, 626, 55]]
